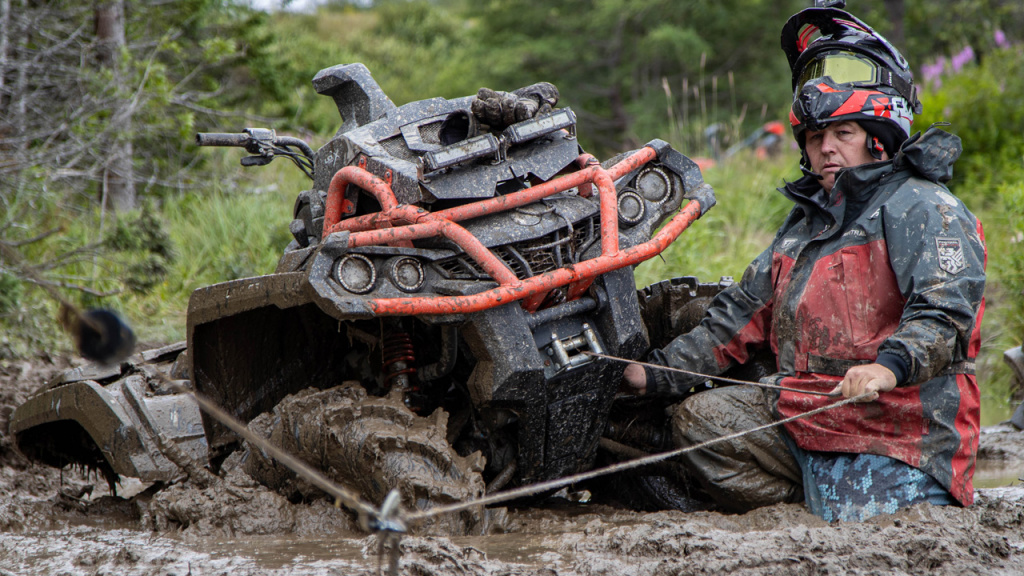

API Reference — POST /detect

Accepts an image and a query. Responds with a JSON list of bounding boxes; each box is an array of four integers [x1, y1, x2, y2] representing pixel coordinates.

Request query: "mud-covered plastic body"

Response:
[[10, 63, 715, 511], [9, 343, 206, 488]]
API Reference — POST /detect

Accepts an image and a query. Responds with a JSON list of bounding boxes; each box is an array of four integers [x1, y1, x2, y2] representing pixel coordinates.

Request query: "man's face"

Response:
[[804, 121, 887, 193]]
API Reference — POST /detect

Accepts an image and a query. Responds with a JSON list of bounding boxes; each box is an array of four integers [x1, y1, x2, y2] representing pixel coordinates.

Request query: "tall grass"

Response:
[[635, 150, 800, 287], [120, 157, 304, 344], [0, 153, 307, 353]]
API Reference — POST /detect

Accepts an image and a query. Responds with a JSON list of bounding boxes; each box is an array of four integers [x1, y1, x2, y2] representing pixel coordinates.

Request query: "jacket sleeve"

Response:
[[646, 245, 776, 397], [878, 187, 986, 385]]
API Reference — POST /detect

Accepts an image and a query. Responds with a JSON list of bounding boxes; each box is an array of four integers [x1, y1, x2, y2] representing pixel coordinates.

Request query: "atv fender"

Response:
[[10, 373, 206, 483]]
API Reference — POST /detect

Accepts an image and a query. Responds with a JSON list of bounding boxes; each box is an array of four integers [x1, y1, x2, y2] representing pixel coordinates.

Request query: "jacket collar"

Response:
[[778, 126, 962, 221]]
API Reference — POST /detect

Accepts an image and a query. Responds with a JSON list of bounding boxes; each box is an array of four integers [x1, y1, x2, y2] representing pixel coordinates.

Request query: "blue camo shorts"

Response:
[[790, 447, 957, 522]]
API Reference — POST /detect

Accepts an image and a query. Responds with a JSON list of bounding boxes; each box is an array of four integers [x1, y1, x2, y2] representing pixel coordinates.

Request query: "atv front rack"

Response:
[[320, 142, 713, 316]]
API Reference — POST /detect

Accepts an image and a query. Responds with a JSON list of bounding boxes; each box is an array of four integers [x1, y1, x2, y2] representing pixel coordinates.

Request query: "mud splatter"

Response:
[[3, 356, 1024, 575]]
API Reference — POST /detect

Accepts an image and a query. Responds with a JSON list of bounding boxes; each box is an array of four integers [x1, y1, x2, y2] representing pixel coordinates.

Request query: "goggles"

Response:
[[796, 50, 879, 90]]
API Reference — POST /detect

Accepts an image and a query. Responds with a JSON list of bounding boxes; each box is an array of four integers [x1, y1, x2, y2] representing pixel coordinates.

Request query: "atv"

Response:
[[10, 63, 721, 532]]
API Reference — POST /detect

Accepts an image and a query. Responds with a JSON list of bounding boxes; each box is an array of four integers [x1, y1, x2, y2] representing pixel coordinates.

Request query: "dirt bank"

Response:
[[3, 355, 1024, 575]]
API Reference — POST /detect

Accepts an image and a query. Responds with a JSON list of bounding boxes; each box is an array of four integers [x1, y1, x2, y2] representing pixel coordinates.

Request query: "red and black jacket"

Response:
[[648, 127, 986, 506]]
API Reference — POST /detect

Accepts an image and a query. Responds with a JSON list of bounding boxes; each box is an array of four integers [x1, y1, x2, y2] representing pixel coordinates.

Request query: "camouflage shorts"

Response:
[[793, 448, 957, 522]]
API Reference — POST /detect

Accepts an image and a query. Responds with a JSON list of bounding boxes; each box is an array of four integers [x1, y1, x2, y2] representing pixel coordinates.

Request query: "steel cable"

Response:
[[404, 386, 871, 524], [583, 351, 843, 397]]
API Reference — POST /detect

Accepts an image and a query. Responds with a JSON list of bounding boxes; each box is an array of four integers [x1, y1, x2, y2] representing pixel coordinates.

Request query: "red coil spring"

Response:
[[382, 329, 417, 389]]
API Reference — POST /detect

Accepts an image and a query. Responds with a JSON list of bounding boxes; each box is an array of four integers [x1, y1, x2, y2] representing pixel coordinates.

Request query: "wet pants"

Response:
[[670, 386, 804, 513], [670, 386, 956, 519]]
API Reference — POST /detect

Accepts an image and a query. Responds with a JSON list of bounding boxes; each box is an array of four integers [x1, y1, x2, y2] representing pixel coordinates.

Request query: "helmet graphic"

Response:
[[781, 8, 921, 163]]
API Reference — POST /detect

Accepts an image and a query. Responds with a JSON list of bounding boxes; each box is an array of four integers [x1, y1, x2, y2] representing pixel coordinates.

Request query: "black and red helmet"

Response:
[[781, 8, 921, 159]]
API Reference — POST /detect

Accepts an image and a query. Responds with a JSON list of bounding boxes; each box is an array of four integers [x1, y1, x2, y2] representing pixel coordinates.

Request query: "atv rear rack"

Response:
[[321, 143, 713, 316]]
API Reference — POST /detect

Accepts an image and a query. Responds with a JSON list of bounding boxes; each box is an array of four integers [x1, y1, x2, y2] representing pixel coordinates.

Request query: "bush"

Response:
[[916, 45, 1024, 409], [917, 47, 1024, 203]]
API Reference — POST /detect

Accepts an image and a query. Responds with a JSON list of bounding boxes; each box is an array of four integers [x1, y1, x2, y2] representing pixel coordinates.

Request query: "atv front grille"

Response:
[[380, 135, 420, 163], [378, 121, 445, 164], [435, 215, 599, 281]]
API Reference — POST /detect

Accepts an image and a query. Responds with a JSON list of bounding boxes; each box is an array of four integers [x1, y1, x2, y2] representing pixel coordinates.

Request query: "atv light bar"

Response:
[[421, 108, 577, 174], [423, 133, 500, 173], [503, 108, 577, 145]]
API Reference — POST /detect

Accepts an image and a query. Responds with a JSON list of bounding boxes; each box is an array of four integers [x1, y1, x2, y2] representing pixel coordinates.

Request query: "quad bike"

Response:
[[10, 63, 722, 531]]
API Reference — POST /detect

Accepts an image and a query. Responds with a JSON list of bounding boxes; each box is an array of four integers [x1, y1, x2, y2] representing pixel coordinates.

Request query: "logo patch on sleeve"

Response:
[[936, 238, 967, 274]]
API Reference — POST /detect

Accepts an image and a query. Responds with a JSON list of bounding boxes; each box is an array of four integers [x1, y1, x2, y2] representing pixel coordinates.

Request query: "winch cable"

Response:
[[15, 243, 873, 575], [583, 351, 843, 397], [159, 378, 387, 531], [147, 348, 871, 575], [404, 386, 873, 526]]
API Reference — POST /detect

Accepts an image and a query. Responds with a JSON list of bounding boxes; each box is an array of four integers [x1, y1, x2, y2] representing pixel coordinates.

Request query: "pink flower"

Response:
[[994, 29, 1009, 49], [920, 57, 946, 88], [951, 45, 975, 72]]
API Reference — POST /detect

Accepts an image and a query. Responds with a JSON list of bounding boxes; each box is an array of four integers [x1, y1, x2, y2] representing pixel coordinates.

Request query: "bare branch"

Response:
[[22, 276, 121, 298], [171, 98, 279, 123], [9, 227, 65, 248]]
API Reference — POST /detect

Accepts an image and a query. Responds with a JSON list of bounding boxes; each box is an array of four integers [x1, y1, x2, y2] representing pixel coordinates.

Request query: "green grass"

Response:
[[0, 154, 307, 353], [635, 149, 801, 287], [120, 157, 305, 344]]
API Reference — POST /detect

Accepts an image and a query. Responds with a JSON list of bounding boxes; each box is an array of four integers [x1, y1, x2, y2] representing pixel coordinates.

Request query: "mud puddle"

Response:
[[975, 460, 1024, 489], [5, 357, 1024, 575]]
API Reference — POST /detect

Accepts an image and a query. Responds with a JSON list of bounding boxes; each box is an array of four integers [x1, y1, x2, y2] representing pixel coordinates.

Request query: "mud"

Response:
[[3, 355, 1024, 575], [242, 384, 487, 535]]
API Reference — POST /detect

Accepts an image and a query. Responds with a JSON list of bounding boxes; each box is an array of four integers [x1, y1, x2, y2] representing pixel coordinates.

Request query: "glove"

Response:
[[470, 82, 560, 130]]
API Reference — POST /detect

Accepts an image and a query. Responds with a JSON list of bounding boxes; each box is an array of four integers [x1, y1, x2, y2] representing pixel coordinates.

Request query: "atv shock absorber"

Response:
[[382, 325, 417, 392]]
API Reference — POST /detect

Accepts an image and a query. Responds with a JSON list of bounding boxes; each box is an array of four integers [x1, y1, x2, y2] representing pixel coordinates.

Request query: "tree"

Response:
[[94, 0, 136, 212], [465, 0, 808, 155], [0, 0, 281, 353], [883, 0, 905, 47]]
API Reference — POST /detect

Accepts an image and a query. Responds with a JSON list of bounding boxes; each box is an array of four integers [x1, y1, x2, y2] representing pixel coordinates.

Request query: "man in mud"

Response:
[[621, 7, 986, 522]]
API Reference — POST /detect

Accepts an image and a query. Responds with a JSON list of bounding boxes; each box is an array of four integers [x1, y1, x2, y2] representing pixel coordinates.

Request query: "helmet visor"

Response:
[[796, 51, 878, 90]]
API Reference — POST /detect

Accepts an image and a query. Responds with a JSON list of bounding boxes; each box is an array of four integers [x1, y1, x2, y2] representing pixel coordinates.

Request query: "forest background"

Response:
[[1, 0, 1023, 423]]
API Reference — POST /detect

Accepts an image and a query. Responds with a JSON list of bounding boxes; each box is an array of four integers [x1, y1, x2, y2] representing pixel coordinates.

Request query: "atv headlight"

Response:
[[386, 256, 425, 293], [617, 190, 646, 227], [636, 166, 672, 204], [334, 254, 377, 294], [424, 133, 500, 172], [503, 108, 577, 145]]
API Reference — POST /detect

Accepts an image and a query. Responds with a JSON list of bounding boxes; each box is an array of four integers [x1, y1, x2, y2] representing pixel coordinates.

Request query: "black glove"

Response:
[[470, 82, 560, 130]]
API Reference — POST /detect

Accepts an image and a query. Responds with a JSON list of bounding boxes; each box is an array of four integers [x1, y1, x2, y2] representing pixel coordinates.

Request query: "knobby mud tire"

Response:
[[243, 383, 487, 535]]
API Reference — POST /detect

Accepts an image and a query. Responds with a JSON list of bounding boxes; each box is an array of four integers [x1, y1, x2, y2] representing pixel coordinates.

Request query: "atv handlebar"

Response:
[[195, 128, 315, 180], [195, 132, 252, 147]]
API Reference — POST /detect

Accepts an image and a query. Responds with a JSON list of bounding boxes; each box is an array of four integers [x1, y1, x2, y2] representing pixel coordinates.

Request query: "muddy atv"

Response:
[[10, 63, 719, 531]]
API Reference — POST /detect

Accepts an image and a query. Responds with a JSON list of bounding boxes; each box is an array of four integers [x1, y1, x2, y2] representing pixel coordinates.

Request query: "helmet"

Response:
[[781, 8, 921, 164]]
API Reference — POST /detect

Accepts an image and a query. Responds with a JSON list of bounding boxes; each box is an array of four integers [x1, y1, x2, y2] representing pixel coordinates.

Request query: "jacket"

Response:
[[648, 127, 986, 506]]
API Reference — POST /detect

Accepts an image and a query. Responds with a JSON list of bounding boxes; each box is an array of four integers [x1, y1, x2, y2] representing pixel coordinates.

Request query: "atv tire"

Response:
[[243, 383, 487, 535]]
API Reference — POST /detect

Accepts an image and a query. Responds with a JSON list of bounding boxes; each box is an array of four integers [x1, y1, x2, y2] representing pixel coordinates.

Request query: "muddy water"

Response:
[[5, 359, 1024, 575], [6, 489, 1024, 575], [975, 461, 1024, 489]]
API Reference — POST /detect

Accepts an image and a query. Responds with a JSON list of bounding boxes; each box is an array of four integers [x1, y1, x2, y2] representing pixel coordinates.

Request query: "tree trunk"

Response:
[[94, 0, 135, 212], [883, 0, 905, 49], [0, 0, 10, 95]]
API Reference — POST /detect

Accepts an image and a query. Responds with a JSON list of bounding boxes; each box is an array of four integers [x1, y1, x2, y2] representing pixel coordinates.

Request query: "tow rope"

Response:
[[7, 241, 868, 576], [583, 351, 843, 396], [164, 351, 871, 575]]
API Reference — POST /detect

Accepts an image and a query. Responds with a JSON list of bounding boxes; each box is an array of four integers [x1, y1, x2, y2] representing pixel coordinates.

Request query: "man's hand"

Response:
[[832, 363, 897, 402], [621, 363, 647, 396]]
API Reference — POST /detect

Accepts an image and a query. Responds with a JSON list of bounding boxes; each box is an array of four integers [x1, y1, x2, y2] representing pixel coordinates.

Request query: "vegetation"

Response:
[[1, 0, 1022, 422]]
